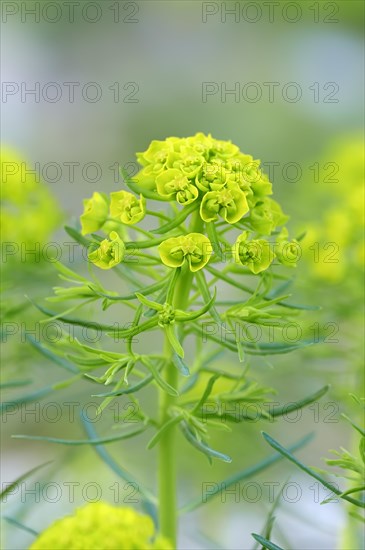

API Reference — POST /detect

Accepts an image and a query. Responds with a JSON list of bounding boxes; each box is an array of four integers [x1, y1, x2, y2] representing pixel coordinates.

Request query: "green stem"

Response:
[[158, 211, 203, 547]]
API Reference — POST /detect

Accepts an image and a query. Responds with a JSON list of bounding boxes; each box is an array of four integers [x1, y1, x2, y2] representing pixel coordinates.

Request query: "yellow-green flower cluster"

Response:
[[136, 133, 286, 232], [0, 148, 62, 251], [80, 134, 293, 274], [80, 191, 146, 236], [30, 502, 173, 550], [80, 190, 145, 270]]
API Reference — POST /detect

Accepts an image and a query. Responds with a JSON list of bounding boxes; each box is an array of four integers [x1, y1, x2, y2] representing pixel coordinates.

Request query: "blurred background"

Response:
[[1, 1, 364, 549]]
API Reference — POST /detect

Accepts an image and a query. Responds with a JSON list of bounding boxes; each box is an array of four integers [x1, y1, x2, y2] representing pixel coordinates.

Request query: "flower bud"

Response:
[[233, 231, 274, 274], [88, 231, 125, 270], [80, 192, 109, 235], [110, 190, 146, 225]]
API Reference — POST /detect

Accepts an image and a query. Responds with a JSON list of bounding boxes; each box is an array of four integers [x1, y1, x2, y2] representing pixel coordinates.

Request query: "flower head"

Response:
[[88, 231, 125, 270], [233, 231, 274, 274], [80, 192, 109, 235], [110, 190, 146, 225], [29, 502, 172, 550], [135, 133, 275, 225], [158, 233, 212, 272]]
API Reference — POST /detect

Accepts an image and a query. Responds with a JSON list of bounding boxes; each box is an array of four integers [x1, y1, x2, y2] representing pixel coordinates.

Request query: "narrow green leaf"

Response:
[[143, 284, 169, 318], [93, 373, 155, 397], [180, 421, 232, 464], [192, 373, 220, 415], [195, 270, 222, 325], [2, 516, 38, 537], [262, 432, 365, 508], [251, 533, 284, 550], [142, 358, 179, 397], [80, 414, 157, 505], [0, 379, 32, 389], [172, 352, 190, 376], [270, 386, 330, 418], [53, 261, 89, 283], [1, 387, 54, 415], [206, 222, 224, 261], [147, 415, 184, 450], [180, 433, 313, 513], [124, 234, 174, 250], [64, 226, 93, 247], [122, 167, 167, 202], [25, 335, 78, 373], [89, 277, 169, 302], [12, 426, 146, 446], [135, 292, 163, 311], [176, 288, 217, 322], [165, 324, 184, 358], [1, 461, 52, 500], [30, 301, 116, 332], [151, 202, 198, 234], [341, 413, 365, 437]]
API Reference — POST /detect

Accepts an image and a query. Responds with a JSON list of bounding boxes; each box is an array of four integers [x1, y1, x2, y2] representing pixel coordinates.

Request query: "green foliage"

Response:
[[5, 134, 331, 548]]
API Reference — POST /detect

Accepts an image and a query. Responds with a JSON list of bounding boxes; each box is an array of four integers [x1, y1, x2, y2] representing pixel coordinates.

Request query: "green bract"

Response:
[[233, 231, 274, 274], [80, 191, 109, 235], [275, 228, 301, 267], [88, 231, 125, 269], [110, 190, 146, 225], [200, 184, 249, 224], [158, 233, 212, 272], [249, 197, 288, 235], [156, 169, 198, 204], [166, 146, 205, 177]]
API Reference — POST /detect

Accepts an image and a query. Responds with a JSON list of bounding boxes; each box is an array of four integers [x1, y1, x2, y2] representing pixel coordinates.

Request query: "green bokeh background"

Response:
[[1, 2, 364, 549]]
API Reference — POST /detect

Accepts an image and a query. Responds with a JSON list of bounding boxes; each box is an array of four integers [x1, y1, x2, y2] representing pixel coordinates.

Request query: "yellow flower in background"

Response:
[[30, 502, 173, 550], [0, 147, 62, 249], [300, 137, 364, 283]]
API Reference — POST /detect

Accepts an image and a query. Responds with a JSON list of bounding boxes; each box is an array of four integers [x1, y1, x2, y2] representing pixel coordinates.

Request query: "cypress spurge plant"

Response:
[[15, 134, 330, 548]]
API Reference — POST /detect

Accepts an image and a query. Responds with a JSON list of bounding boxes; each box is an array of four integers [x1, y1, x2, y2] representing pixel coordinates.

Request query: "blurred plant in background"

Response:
[[1, 147, 63, 376]]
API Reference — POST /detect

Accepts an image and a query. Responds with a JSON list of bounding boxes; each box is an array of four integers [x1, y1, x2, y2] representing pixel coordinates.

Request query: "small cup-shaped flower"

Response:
[[233, 231, 274, 274], [166, 146, 205, 178], [249, 198, 288, 235], [185, 132, 214, 158], [156, 169, 198, 205], [158, 233, 212, 272], [195, 159, 227, 192], [200, 184, 249, 224], [250, 170, 273, 198], [210, 138, 239, 159], [110, 190, 146, 225], [88, 231, 125, 270], [137, 138, 177, 166], [275, 228, 301, 267], [80, 192, 109, 235]]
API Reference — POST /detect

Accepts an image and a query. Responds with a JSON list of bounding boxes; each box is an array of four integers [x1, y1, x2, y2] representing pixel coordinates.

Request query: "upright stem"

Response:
[[158, 212, 203, 547]]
